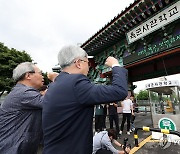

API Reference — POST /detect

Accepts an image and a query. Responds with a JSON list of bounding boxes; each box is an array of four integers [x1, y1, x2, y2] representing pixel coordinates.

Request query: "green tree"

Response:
[[136, 90, 149, 100], [0, 43, 32, 96], [42, 72, 51, 86], [149, 91, 158, 101]]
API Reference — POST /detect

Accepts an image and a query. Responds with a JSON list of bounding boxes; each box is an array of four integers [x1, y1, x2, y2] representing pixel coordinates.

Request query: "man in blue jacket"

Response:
[[42, 45, 128, 154]]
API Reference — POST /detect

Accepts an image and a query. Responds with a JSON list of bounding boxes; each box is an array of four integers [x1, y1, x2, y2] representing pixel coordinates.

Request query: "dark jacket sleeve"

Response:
[[74, 66, 128, 105]]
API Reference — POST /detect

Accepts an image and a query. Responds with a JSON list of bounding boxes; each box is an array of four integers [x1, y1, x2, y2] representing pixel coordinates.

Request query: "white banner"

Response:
[[145, 80, 179, 89], [126, 1, 180, 44]]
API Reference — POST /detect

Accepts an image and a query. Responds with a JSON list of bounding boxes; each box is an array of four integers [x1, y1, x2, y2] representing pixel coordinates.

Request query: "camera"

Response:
[[123, 138, 131, 154]]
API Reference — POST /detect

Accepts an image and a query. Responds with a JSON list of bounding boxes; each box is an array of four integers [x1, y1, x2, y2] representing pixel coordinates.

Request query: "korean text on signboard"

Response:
[[123, 34, 180, 65], [126, 1, 180, 44], [145, 80, 179, 89]]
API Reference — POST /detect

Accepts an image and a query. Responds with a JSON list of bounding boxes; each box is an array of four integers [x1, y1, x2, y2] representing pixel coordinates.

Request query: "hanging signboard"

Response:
[[126, 1, 180, 44], [123, 34, 180, 65], [145, 80, 179, 89]]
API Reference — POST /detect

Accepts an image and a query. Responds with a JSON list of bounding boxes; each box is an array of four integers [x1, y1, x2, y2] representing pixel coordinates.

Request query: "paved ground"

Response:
[[110, 112, 180, 154], [38, 112, 180, 153], [136, 141, 180, 154], [112, 112, 153, 153]]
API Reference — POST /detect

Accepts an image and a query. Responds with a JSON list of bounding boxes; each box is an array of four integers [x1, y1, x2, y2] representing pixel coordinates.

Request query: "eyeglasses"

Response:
[[28, 71, 43, 75], [74, 59, 89, 64], [79, 59, 89, 63]]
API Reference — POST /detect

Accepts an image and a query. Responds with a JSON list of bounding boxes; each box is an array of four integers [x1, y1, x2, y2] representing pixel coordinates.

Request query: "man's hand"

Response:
[[113, 103, 118, 107], [40, 89, 47, 95], [47, 72, 59, 82], [105, 56, 119, 68], [124, 147, 130, 153], [119, 146, 131, 154]]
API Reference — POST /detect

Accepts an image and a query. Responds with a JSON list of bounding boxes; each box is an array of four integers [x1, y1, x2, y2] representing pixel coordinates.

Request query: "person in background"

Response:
[[42, 45, 128, 154], [102, 104, 107, 130], [119, 97, 134, 135], [94, 104, 104, 134], [130, 96, 136, 131], [107, 102, 120, 137], [93, 129, 130, 154], [0, 62, 45, 154]]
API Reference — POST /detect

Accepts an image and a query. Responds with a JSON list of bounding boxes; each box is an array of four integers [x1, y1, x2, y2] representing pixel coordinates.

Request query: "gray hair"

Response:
[[58, 45, 88, 69], [13, 62, 35, 82]]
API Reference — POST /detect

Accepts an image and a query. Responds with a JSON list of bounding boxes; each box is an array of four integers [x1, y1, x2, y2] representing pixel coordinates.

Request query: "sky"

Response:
[[0, 0, 179, 93], [0, 0, 135, 72]]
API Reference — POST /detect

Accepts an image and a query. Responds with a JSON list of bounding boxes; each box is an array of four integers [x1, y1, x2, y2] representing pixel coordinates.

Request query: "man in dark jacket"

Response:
[[0, 62, 45, 154], [108, 102, 120, 136], [42, 45, 128, 154], [94, 104, 104, 133]]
